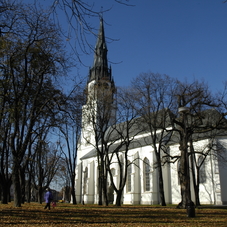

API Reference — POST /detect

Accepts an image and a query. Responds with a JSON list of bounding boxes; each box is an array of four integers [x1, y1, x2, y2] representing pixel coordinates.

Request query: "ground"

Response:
[[0, 202, 227, 226]]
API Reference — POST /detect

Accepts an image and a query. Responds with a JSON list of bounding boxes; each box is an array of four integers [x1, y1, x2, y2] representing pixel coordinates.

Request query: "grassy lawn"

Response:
[[0, 202, 227, 226]]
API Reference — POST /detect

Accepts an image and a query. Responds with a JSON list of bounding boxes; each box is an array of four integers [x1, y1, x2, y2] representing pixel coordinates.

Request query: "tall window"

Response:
[[144, 158, 150, 191], [214, 158, 219, 174], [127, 163, 132, 192], [177, 160, 181, 185], [108, 168, 115, 204], [83, 167, 88, 194], [111, 168, 115, 178], [198, 155, 206, 183]]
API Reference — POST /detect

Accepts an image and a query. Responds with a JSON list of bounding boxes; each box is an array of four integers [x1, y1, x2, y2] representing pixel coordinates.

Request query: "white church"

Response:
[[75, 19, 227, 206]]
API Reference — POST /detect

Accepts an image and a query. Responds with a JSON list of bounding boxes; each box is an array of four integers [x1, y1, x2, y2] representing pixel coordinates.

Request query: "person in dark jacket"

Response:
[[44, 188, 53, 210]]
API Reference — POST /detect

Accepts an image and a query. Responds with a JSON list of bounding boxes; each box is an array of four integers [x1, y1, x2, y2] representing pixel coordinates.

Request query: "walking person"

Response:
[[44, 188, 53, 210]]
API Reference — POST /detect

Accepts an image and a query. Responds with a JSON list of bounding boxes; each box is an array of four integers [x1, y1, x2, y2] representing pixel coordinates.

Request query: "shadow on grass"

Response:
[[1, 203, 227, 226]]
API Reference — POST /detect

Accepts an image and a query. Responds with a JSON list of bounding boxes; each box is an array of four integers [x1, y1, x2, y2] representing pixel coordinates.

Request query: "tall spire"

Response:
[[88, 17, 113, 84], [93, 17, 108, 68]]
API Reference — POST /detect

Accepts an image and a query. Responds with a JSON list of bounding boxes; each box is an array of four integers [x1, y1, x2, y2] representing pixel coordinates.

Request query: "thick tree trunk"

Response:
[[178, 143, 191, 209], [177, 111, 193, 209], [12, 160, 22, 207], [1, 180, 9, 204], [8, 186, 11, 202], [38, 186, 43, 204], [20, 169, 25, 204], [98, 176, 102, 205], [156, 156, 166, 206], [0, 183, 2, 202], [102, 176, 108, 206], [190, 148, 200, 206], [71, 177, 77, 204], [194, 170, 201, 206], [115, 190, 123, 206], [97, 163, 103, 206], [26, 171, 32, 203]]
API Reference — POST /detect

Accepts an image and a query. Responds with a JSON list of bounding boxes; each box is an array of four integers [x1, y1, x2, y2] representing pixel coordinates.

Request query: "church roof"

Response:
[[80, 109, 174, 160], [80, 108, 227, 160]]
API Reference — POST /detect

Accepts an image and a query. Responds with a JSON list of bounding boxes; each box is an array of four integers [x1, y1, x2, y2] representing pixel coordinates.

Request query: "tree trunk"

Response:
[[190, 146, 200, 206], [8, 186, 11, 202], [71, 177, 77, 204], [38, 186, 43, 204], [115, 189, 123, 206], [102, 176, 108, 206], [97, 175, 102, 205], [1, 180, 9, 204], [27, 171, 32, 203], [178, 143, 191, 208], [12, 160, 22, 207], [37, 166, 43, 204], [177, 111, 193, 209], [195, 169, 201, 206], [0, 183, 2, 202], [97, 162, 103, 206], [20, 169, 25, 204], [156, 156, 166, 206]]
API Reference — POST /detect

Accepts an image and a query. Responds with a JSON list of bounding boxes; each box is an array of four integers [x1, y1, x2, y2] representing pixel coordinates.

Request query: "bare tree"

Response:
[[0, 121, 12, 204], [171, 80, 224, 209], [0, 2, 69, 207], [58, 84, 85, 204], [106, 86, 142, 206], [27, 0, 133, 64], [31, 139, 61, 204], [131, 72, 177, 206]]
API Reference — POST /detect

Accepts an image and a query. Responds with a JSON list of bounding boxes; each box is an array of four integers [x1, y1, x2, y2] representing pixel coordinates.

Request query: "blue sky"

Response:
[[28, 0, 227, 92], [75, 0, 227, 93]]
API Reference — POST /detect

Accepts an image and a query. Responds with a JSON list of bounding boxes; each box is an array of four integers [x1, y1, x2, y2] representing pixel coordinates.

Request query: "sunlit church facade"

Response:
[[75, 19, 227, 205]]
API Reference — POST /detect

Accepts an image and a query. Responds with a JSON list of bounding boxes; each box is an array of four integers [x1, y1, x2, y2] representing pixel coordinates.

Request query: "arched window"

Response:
[[108, 168, 115, 204], [119, 155, 124, 176], [198, 155, 206, 183], [110, 168, 115, 177], [144, 158, 150, 191], [177, 160, 181, 185], [108, 168, 115, 187], [96, 166, 99, 193], [83, 167, 88, 194], [127, 163, 132, 192]]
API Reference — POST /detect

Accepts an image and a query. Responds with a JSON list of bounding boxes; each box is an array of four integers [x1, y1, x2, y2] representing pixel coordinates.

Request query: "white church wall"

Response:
[[77, 143, 93, 163], [162, 161, 172, 204], [151, 153, 159, 205], [80, 159, 94, 204], [198, 155, 217, 204], [75, 135, 227, 205], [216, 138, 227, 204], [132, 152, 141, 204], [124, 145, 157, 205], [94, 160, 99, 204], [86, 161, 95, 204], [123, 150, 142, 205], [192, 138, 224, 205], [169, 144, 183, 205], [168, 138, 227, 205], [75, 162, 83, 203]]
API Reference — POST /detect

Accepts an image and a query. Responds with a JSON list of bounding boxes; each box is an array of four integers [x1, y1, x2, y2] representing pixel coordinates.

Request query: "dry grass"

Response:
[[0, 202, 227, 226]]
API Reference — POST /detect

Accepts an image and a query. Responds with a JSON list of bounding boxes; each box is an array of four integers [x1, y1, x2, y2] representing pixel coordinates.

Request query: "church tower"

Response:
[[80, 17, 116, 149]]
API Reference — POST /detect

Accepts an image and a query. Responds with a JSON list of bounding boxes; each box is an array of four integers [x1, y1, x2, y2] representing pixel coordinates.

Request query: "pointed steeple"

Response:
[[81, 18, 116, 146], [88, 17, 113, 85], [93, 17, 108, 68]]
